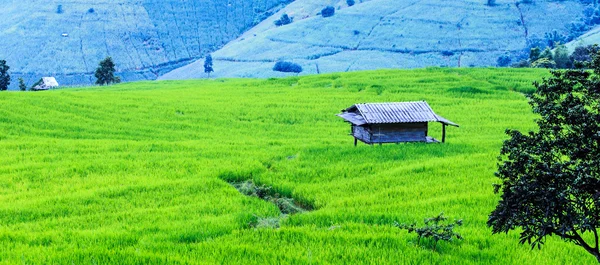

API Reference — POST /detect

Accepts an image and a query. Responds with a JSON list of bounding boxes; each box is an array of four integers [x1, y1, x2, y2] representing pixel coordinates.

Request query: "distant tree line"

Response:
[[504, 44, 599, 69]]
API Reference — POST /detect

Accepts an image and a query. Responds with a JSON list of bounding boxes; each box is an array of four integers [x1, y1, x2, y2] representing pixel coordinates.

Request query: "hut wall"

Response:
[[352, 125, 372, 143], [370, 123, 428, 143]]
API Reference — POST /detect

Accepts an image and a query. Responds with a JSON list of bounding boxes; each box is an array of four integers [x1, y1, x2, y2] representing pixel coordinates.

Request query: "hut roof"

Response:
[[337, 101, 458, 127]]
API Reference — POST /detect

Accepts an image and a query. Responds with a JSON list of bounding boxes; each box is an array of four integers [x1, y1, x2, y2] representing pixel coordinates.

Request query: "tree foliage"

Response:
[[204, 54, 214, 78], [489, 53, 600, 262], [395, 213, 463, 249], [273, 61, 303, 74], [18, 78, 26, 91], [0, 60, 10, 91], [274, 14, 293, 26], [347, 0, 355, 6], [321, 6, 335, 17], [554, 44, 572, 69], [94, 57, 120, 86]]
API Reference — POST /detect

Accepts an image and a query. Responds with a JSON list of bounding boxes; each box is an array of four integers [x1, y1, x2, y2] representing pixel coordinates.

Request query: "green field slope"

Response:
[[0, 68, 595, 264]]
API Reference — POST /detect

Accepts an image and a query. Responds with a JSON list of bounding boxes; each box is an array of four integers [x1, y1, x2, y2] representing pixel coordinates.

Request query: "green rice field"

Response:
[[0, 67, 594, 264]]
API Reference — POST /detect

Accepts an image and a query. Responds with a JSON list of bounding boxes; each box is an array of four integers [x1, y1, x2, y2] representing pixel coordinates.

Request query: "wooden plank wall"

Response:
[[353, 123, 428, 144]]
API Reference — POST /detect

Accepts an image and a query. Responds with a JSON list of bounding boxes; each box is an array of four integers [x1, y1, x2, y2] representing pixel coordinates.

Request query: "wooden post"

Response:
[[442, 124, 447, 143], [354, 137, 358, 147]]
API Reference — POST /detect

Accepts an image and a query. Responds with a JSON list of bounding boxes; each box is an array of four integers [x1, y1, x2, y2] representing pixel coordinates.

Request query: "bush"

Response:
[[511, 59, 530, 68], [497, 55, 512, 67], [274, 14, 292, 27], [394, 213, 463, 249], [88, 8, 95, 13], [531, 58, 557, 68], [347, 0, 355, 6], [273, 61, 303, 74], [321, 6, 335, 17], [487, 0, 496, 6], [56, 5, 64, 14]]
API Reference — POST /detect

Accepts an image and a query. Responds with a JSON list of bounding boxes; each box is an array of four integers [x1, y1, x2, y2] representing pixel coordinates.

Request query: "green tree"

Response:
[[531, 58, 556, 68], [489, 53, 600, 263], [18, 78, 26, 91], [204, 54, 214, 78], [0, 60, 10, 91], [487, 0, 496, 6], [529, 47, 541, 62], [94, 57, 120, 85], [539, 47, 553, 60], [554, 44, 572, 69], [347, 0, 355, 6]]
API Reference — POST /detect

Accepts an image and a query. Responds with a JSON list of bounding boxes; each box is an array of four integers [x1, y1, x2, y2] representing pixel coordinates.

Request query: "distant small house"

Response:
[[337, 101, 458, 145], [32, 77, 59, 91]]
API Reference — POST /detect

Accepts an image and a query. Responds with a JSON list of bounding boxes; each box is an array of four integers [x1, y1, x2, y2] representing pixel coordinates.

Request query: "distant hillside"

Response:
[[0, 0, 289, 89], [160, 0, 587, 80], [566, 25, 600, 52]]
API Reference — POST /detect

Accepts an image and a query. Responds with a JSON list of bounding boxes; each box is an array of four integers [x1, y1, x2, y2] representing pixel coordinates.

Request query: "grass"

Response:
[[0, 67, 595, 264]]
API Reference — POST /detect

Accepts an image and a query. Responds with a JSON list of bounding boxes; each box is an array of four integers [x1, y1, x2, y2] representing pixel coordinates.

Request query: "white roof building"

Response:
[[33, 77, 59, 91]]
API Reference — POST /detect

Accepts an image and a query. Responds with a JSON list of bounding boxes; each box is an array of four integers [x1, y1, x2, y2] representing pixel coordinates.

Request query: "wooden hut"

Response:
[[337, 101, 458, 145], [32, 77, 59, 91]]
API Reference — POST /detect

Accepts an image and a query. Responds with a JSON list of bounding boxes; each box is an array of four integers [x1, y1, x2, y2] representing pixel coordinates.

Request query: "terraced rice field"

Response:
[[0, 68, 594, 264]]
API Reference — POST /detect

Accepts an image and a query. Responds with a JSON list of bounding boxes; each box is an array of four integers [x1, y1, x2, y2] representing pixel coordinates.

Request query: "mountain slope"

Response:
[[0, 0, 288, 89], [160, 0, 586, 80]]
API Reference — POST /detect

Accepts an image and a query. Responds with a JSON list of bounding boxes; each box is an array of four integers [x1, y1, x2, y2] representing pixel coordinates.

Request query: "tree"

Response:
[[94, 57, 120, 85], [204, 54, 214, 78], [321, 6, 335, 17], [497, 54, 512, 67], [274, 14, 292, 26], [0, 60, 10, 91], [554, 44, 572, 69], [347, 0, 355, 6], [571, 45, 600, 68], [18, 78, 26, 91], [531, 58, 556, 69], [487, 0, 496, 6], [273, 61, 302, 74], [489, 53, 600, 263], [529, 47, 541, 62], [539, 47, 554, 60]]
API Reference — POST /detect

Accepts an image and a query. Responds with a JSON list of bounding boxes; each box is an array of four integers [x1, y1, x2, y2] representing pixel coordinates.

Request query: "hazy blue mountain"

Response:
[[0, 0, 289, 89], [160, 0, 588, 80]]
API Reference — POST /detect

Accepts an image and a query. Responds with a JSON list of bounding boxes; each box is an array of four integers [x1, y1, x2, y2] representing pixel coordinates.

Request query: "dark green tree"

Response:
[[95, 57, 120, 85], [204, 54, 214, 78], [18, 78, 26, 91], [321, 6, 335, 17], [554, 44, 572, 69], [529, 47, 541, 62], [0, 60, 10, 91], [274, 14, 292, 26], [347, 0, 355, 6], [539, 47, 554, 60], [489, 53, 600, 263]]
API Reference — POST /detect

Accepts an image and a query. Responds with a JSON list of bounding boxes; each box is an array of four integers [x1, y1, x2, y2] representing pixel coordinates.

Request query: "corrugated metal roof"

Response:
[[338, 101, 458, 126]]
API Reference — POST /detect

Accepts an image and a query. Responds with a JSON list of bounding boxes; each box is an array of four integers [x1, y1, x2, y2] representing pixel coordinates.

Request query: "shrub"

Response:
[[487, 0, 496, 6], [497, 55, 512, 67], [531, 58, 557, 68], [395, 213, 463, 249], [56, 5, 64, 14], [274, 14, 292, 26], [321, 6, 335, 17], [273, 61, 303, 74], [88, 8, 95, 13], [511, 59, 530, 68], [347, 0, 355, 6]]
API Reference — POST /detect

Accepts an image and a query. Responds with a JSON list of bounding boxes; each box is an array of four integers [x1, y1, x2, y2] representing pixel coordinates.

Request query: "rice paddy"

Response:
[[0, 67, 594, 264]]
